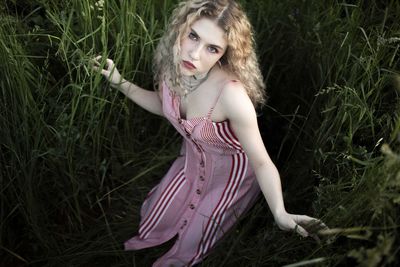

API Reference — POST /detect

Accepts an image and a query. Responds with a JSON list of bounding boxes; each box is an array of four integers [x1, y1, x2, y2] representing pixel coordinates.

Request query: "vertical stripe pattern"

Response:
[[198, 120, 245, 153], [190, 153, 248, 264], [215, 122, 242, 151], [138, 168, 186, 239]]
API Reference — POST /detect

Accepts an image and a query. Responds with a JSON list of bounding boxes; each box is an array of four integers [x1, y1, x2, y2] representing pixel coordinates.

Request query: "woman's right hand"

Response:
[[92, 56, 124, 89]]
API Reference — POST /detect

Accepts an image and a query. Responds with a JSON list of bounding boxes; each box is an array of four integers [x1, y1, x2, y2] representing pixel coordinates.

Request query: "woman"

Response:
[[93, 0, 326, 266]]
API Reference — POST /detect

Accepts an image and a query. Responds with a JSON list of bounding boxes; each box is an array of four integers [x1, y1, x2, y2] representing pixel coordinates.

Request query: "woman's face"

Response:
[[179, 17, 228, 76]]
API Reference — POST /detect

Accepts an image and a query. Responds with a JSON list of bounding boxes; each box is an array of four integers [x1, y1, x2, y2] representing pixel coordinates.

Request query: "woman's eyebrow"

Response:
[[190, 28, 224, 50]]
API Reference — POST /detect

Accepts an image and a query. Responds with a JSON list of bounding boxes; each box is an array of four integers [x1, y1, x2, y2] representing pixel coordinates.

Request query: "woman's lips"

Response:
[[182, 60, 196, 70]]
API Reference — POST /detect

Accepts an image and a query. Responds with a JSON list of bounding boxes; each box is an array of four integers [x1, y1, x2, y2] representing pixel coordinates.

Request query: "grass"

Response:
[[1, 0, 399, 266]]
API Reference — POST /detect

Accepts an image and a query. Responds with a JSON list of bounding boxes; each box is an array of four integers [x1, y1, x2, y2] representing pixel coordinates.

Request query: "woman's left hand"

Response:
[[274, 211, 328, 242]]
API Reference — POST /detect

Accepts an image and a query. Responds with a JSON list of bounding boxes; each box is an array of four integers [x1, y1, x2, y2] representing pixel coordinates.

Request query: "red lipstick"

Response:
[[182, 60, 196, 70]]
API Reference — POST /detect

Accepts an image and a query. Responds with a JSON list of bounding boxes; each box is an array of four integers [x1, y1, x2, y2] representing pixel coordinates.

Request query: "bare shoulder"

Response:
[[212, 67, 251, 105], [219, 78, 256, 121]]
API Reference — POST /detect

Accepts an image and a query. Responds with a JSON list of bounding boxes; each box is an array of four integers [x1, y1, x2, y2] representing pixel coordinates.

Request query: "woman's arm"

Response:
[[92, 56, 163, 116], [221, 82, 326, 238]]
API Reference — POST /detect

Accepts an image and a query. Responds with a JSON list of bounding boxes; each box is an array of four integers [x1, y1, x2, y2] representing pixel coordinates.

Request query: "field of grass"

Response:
[[1, 0, 399, 266]]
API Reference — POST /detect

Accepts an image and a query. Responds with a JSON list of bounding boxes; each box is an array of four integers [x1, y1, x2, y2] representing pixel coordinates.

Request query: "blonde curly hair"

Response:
[[153, 0, 266, 107]]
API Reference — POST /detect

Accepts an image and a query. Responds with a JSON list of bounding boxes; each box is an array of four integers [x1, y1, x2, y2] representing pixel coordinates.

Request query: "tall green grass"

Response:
[[1, 0, 399, 266], [1, 0, 179, 265]]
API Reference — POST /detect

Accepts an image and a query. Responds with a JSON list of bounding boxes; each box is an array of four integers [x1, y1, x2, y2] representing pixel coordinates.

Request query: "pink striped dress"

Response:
[[124, 80, 261, 266]]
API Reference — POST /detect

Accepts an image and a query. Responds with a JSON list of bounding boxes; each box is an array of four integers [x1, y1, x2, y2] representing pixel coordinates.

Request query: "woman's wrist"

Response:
[[272, 208, 287, 220], [115, 78, 129, 92]]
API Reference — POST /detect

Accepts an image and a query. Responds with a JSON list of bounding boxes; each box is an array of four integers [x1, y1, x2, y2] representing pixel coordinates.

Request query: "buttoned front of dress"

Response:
[[124, 81, 261, 267], [176, 116, 208, 233]]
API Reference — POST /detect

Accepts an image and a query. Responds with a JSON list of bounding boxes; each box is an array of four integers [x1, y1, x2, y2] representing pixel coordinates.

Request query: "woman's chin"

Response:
[[180, 67, 196, 76]]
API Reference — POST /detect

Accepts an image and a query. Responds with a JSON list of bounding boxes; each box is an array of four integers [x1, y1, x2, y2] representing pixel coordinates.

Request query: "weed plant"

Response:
[[1, 0, 399, 266]]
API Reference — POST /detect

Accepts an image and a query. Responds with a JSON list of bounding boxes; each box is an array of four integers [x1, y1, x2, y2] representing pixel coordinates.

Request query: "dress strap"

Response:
[[206, 80, 238, 119]]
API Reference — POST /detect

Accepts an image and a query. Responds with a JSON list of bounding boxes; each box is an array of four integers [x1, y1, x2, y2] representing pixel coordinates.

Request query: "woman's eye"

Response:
[[208, 46, 218, 54], [188, 32, 198, 40]]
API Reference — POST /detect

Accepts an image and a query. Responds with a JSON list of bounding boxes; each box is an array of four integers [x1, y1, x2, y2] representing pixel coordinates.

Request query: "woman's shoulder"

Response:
[[216, 71, 255, 119], [211, 66, 239, 83], [211, 67, 244, 93], [212, 68, 248, 100], [221, 80, 251, 106]]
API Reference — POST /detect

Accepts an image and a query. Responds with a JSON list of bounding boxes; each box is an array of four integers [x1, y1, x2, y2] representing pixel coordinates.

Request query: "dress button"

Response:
[[178, 118, 182, 123], [189, 204, 195, 209], [199, 176, 205, 181], [183, 220, 187, 225], [196, 189, 201, 195], [200, 161, 204, 167], [186, 132, 190, 137]]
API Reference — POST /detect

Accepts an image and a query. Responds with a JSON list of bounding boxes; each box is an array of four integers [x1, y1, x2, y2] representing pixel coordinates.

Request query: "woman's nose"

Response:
[[189, 44, 201, 60]]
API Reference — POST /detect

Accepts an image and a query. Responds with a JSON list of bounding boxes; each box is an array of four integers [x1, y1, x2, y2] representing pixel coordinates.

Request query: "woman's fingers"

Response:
[[304, 219, 328, 232], [92, 56, 102, 66], [289, 214, 329, 242], [293, 223, 309, 238], [91, 56, 112, 74], [275, 213, 328, 242], [91, 58, 102, 73], [104, 59, 116, 72], [90, 56, 122, 86], [293, 214, 314, 224], [294, 215, 328, 230], [91, 61, 104, 74], [91, 56, 114, 69], [293, 221, 323, 242], [91, 62, 110, 78]]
